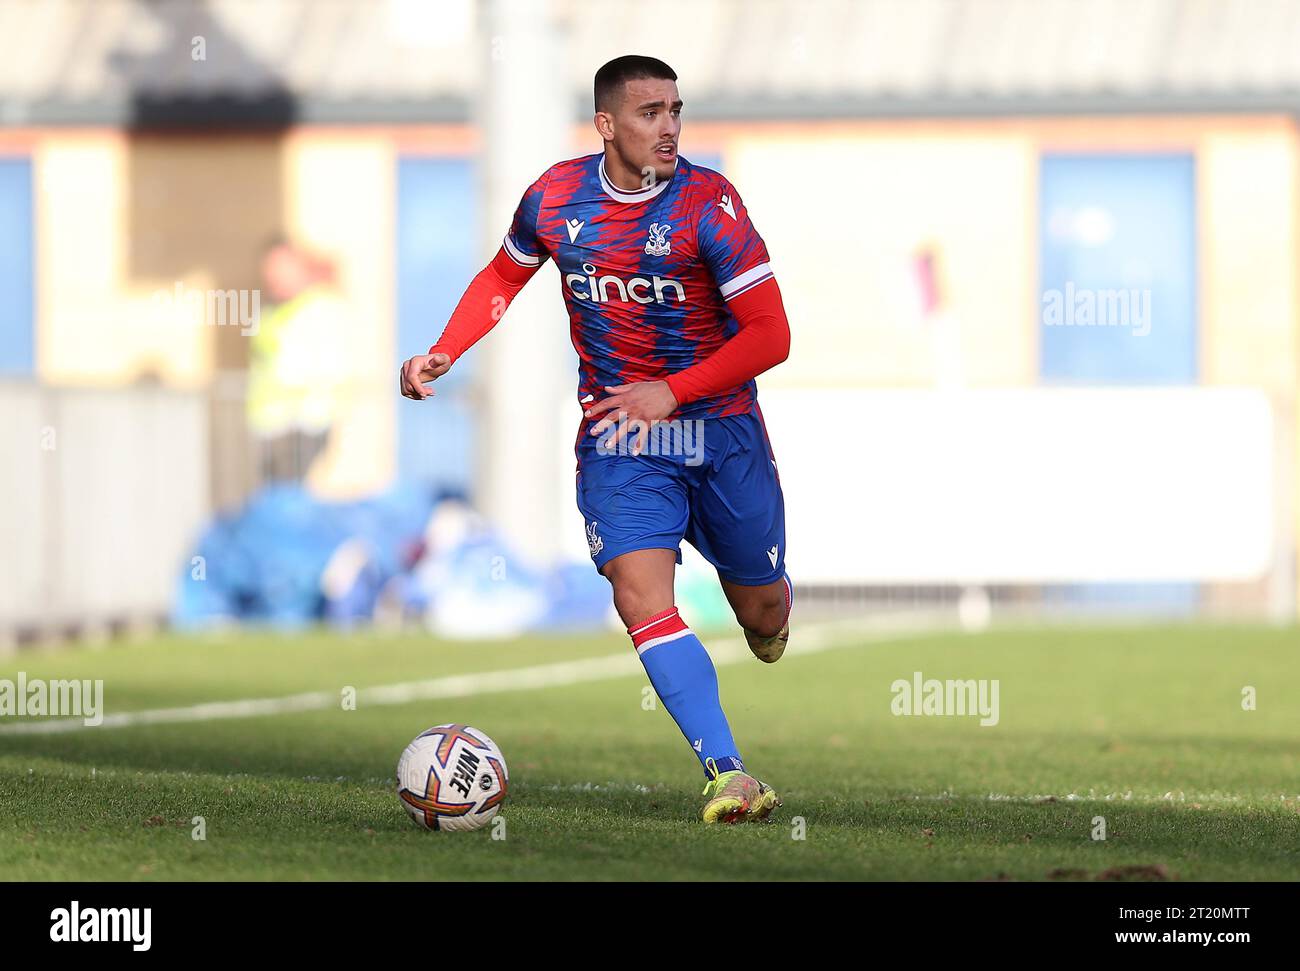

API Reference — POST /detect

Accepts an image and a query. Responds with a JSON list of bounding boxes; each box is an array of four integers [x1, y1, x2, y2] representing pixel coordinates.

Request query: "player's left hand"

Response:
[[586, 380, 678, 455]]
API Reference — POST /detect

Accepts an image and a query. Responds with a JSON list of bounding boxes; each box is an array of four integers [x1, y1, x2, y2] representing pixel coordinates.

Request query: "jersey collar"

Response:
[[598, 154, 677, 204]]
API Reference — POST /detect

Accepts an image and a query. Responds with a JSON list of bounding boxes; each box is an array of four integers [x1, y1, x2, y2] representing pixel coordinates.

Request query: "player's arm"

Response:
[[662, 276, 789, 406], [665, 178, 790, 404], [399, 248, 541, 399], [585, 277, 789, 432], [587, 177, 788, 433], [400, 171, 550, 400]]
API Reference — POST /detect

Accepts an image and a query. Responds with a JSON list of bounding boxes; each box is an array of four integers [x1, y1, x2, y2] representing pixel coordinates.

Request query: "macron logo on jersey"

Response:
[[566, 217, 585, 243], [718, 194, 737, 220]]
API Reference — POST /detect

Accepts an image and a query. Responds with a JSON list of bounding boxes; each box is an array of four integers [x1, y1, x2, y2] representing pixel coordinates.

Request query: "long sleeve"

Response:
[[427, 247, 541, 363], [665, 276, 791, 406]]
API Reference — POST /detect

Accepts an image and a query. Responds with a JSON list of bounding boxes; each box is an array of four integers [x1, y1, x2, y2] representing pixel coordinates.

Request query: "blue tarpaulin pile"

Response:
[[172, 485, 610, 635]]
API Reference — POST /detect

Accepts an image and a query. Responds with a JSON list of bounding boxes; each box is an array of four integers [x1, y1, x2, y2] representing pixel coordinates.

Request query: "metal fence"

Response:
[[0, 381, 210, 647]]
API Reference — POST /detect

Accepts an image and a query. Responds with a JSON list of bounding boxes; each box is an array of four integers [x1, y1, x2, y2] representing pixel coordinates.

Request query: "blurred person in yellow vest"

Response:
[[248, 237, 347, 483]]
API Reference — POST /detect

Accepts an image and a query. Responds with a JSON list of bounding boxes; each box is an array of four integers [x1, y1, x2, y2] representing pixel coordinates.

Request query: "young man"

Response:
[[399, 55, 793, 824]]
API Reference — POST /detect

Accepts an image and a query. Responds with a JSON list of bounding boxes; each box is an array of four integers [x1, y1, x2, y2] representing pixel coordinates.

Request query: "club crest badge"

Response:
[[644, 222, 672, 257]]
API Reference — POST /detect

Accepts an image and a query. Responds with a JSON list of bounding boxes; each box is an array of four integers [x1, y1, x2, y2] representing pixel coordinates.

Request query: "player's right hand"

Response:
[[399, 352, 452, 400]]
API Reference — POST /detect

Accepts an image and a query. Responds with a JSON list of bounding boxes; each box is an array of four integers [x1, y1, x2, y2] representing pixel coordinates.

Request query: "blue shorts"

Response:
[[575, 408, 786, 586]]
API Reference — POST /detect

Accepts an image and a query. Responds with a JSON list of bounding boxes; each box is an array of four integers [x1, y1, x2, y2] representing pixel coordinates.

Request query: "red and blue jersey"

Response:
[[502, 153, 774, 421]]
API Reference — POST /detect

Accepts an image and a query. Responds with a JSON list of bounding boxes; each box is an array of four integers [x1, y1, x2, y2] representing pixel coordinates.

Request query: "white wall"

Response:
[[760, 387, 1276, 584]]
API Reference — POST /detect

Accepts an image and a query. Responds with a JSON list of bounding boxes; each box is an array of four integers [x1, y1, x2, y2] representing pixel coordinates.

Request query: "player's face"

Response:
[[608, 77, 682, 186]]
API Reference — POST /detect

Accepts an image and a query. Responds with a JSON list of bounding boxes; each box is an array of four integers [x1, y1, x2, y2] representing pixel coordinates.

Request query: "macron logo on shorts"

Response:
[[767, 545, 779, 569]]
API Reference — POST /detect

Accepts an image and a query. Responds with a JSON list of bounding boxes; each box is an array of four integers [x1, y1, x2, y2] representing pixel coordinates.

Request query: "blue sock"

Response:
[[629, 607, 743, 777]]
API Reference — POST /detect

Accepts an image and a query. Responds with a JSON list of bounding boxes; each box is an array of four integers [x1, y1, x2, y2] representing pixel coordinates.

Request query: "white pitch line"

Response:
[[905, 791, 1300, 805], [0, 615, 931, 737]]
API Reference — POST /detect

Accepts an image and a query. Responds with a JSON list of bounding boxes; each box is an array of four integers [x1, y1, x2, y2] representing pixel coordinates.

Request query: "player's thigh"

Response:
[[600, 548, 678, 629], [575, 449, 689, 588], [686, 412, 787, 586], [718, 574, 788, 629]]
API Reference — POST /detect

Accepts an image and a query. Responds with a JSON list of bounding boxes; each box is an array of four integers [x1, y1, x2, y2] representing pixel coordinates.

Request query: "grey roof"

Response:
[[3, 0, 1300, 126]]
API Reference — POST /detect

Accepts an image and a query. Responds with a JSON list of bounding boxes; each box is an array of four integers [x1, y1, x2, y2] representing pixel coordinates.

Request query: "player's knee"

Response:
[[611, 585, 673, 630], [602, 558, 674, 630], [736, 589, 787, 637]]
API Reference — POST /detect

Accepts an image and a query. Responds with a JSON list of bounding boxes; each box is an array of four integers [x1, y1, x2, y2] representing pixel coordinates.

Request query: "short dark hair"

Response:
[[594, 55, 677, 113]]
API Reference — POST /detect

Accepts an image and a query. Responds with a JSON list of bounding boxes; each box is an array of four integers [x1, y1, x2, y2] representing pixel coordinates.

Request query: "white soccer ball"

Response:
[[396, 724, 509, 832]]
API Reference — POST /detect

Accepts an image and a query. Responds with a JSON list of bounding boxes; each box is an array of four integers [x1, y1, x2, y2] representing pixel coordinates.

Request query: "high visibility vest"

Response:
[[246, 289, 342, 435]]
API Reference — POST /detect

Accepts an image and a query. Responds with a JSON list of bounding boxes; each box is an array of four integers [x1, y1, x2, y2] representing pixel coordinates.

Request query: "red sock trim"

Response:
[[628, 606, 687, 648]]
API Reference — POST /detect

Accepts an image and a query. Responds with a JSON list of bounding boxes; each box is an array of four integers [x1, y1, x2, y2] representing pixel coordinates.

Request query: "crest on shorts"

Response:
[[586, 521, 604, 558], [644, 222, 672, 257]]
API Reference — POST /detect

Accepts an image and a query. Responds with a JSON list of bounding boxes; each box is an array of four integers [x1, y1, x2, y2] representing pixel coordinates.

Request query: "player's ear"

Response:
[[593, 112, 615, 143]]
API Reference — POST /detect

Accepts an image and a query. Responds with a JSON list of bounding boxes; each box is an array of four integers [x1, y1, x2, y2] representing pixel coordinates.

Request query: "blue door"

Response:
[[1039, 154, 1197, 383], [0, 157, 33, 375], [1038, 153, 1199, 611], [395, 157, 478, 493]]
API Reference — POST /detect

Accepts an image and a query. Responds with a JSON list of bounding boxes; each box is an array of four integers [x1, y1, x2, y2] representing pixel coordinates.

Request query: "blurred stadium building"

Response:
[[0, 0, 1297, 644]]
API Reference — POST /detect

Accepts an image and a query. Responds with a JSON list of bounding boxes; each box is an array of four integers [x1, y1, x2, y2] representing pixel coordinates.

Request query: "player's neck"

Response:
[[601, 150, 677, 192]]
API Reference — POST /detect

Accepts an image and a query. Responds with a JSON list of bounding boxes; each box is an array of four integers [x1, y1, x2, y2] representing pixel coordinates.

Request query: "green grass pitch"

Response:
[[1, 622, 1297, 881]]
